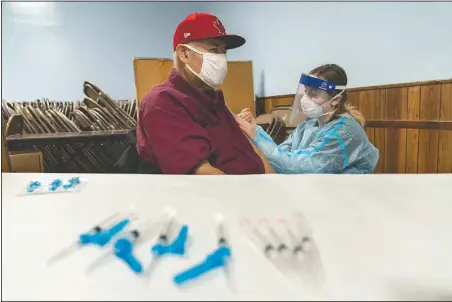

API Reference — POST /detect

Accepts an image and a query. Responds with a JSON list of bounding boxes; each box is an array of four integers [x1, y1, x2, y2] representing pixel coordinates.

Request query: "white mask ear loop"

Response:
[[183, 44, 204, 56], [319, 88, 346, 118], [182, 44, 203, 81]]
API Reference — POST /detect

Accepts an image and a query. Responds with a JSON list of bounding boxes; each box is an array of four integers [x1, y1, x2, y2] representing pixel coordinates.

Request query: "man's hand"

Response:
[[193, 161, 225, 175], [238, 108, 256, 124], [234, 115, 257, 141]]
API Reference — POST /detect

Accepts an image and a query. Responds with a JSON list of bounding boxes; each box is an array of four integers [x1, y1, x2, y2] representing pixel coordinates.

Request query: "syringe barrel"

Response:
[[157, 210, 175, 242]]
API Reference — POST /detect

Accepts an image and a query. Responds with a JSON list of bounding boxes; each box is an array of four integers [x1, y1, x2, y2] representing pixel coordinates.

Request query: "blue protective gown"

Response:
[[253, 114, 379, 174]]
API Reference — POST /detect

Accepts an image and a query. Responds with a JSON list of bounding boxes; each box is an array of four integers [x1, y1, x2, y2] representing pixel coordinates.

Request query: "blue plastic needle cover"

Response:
[[173, 246, 231, 285], [78, 218, 130, 247], [152, 225, 189, 256], [49, 179, 62, 191], [27, 181, 41, 193], [63, 177, 81, 189], [114, 238, 142, 273]]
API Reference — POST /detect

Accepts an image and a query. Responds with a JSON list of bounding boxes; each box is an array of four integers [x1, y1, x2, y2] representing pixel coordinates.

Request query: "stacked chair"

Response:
[[2, 81, 138, 173], [255, 104, 294, 144], [269, 105, 293, 126]]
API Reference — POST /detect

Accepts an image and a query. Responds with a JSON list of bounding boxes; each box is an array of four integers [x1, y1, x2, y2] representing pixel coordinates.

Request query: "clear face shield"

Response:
[[289, 74, 346, 125]]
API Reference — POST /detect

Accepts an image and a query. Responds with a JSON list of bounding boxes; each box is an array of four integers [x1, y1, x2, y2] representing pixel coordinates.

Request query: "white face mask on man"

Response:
[[182, 44, 228, 89]]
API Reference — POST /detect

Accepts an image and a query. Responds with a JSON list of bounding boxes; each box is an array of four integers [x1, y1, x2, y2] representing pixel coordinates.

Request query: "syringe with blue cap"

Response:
[[151, 224, 188, 257], [173, 213, 231, 286], [145, 209, 189, 277], [215, 213, 235, 290], [47, 209, 136, 265], [153, 207, 176, 247], [86, 208, 173, 275], [150, 207, 189, 257]]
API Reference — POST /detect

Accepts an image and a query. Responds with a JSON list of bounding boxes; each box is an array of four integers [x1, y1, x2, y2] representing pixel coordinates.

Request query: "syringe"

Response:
[[172, 214, 231, 286], [259, 218, 289, 254], [156, 207, 176, 244], [294, 236, 311, 254], [48, 210, 135, 265], [86, 215, 157, 274], [143, 208, 178, 277], [240, 219, 276, 257], [292, 212, 313, 255], [215, 214, 234, 290], [215, 214, 228, 247]]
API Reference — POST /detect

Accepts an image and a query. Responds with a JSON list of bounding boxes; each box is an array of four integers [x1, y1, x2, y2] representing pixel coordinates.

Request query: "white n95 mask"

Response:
[[183, 44, 228, 89], [300, 95, 333, 119], [290, 73, 347, 122], [300, 89, 346, 119]]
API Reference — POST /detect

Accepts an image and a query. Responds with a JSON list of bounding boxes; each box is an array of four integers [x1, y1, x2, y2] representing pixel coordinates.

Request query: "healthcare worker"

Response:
[[235, 64, 379, 174]]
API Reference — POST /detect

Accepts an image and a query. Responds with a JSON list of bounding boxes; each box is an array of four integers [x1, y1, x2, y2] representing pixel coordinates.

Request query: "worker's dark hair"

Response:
[[310, 64, 365, 127]]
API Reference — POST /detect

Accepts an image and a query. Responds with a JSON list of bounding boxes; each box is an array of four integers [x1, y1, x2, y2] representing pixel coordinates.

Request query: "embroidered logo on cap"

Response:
[[213, 19, 226, 35], [184, 33, 191, 38]]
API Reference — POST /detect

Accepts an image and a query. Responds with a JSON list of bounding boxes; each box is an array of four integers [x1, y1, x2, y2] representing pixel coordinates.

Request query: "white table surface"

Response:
[[2, 173, 452, 301]]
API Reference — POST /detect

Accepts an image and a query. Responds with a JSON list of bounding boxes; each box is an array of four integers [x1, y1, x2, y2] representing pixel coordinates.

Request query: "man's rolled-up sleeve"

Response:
[[142, 106, 212, 174]]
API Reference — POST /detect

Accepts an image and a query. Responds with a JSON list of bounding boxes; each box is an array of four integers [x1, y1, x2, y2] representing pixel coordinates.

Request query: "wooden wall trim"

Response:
[[365, 120, 452, 130], [348, 79, 452, 92], [256, 94, 294, 101], [283, 121, 452, 131]]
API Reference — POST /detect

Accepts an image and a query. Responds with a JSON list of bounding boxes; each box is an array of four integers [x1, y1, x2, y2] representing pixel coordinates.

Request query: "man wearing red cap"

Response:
[[136, 13, 274, 174]]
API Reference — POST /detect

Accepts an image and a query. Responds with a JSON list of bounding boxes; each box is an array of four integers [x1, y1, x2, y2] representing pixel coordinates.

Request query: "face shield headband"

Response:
[[299, 73, 347, 95], [289, 73, 347, 125]]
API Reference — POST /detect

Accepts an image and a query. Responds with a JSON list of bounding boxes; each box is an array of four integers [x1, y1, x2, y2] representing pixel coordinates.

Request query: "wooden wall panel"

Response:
[[438, 83, 452, 173], [1, 118, 11, 172], [363, 128, 385, 173], [418, 85, 441, 173], [264, 96, 293, 113], [385, 88, 408, 173], [347, 91, 359, 109], [133, 59, 174, 106], [405, 86, 420, 173], [359, 90, 376, 143], [221, 61, 256, 115], [373, 90, 386, 173]]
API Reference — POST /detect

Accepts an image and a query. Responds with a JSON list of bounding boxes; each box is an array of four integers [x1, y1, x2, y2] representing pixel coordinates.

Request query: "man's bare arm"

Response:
[[249, 139, 276, 174], [193, 161, 225, 175], [242, 134, 275, 174], [226, 106, 275, 174]]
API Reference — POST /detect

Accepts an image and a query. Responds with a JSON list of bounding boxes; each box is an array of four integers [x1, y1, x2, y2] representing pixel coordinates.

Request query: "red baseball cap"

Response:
[[173, 12, 246, 51]]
